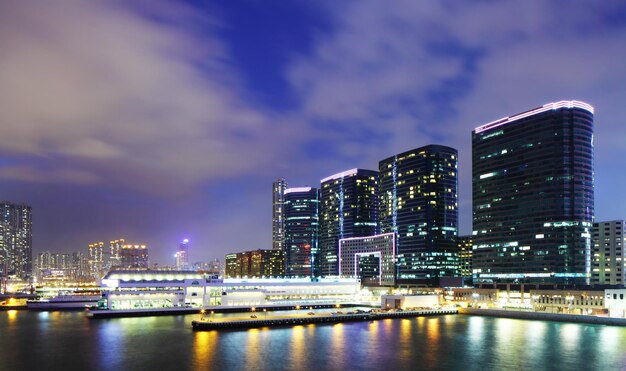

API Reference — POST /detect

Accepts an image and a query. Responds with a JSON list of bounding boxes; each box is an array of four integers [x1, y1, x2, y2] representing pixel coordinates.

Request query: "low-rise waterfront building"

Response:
[[99, 270, 361, 310], [338, 233, 395, 286], [530, 289, 605, 315]]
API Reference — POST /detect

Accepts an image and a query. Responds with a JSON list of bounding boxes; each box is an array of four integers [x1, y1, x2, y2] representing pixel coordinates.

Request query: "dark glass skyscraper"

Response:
[[319, 169, 379, 276], [472, 101, 594, 285], [0, 201, 32, 279], [379, 145, 458, 285], [284, 187, 319, 277], [272, 178, 288, 251]]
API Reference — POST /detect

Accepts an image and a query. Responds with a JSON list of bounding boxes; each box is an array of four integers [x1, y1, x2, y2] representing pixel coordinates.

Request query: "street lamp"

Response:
[[200, 309, 205, 320], [264, 308, 267, 320], [211, 310, 214, 322]]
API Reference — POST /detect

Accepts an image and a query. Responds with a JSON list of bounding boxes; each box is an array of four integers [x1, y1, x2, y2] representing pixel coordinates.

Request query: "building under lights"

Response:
[[120, 244, 149, 268], [0, 201, 32, 280], [319, 169, 379, 277], [472, 101, 594, 285], [175, 239, 190, 270], [88, 242, 106, 280], [224, 249, 285, 278], [284, 187, 319, 278], [338, 233, 396, 286], [272, 178, 288, 251], [458, 236, 473, 285], [379, 145, 459, 286], [99, 270, 361, 310], [593, 221, 626, 285]]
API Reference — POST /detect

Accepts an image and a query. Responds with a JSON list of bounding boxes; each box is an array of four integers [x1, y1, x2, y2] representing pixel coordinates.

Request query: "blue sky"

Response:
[[1, 0, 626, 265]]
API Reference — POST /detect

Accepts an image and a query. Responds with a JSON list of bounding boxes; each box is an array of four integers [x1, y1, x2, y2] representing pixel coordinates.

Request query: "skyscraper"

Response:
[[379, 145, 458, 286], [109, 239, 124, 269], [458, 235, 473, 285], [272, 178, 288, 251], [319, 169, 379, 276], [593, 220, 625, 286], [176, 239, 190, 270], [88, 242, 105, 279], [284, 187, 319, 277], [472, 101, 594, 285], [0, 202, 32, 279]]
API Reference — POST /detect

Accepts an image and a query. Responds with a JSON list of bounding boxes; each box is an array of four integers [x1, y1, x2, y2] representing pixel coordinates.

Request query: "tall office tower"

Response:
[[109, 239, 124, 269], [593, 221, 626, 286], [272, 178, 288, 251], [121, 244, 149, 268], [319, 169, 379, 276], [0, 202, 32, 279], [88, 242, 105, 279], [175, 239, 190, 270], [472, 101, 594, 285], [379, 145, 458, 286], [284, 187, 319, 278], [458, 236, 473, 285]]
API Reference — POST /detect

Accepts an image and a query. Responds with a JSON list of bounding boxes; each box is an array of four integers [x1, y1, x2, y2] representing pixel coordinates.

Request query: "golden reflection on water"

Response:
[[7, 309, 18, 324], [192, 330, 219, 368], [245, 328, 261, 368], [328, 323, 346, 369], [290, 325, 306, 370]]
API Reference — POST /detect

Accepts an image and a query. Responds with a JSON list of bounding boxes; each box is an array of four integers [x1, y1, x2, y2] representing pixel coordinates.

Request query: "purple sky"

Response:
[[1, 1, 626, 265]]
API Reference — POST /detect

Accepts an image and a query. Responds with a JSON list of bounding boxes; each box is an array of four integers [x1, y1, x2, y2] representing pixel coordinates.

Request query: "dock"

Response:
[[191, 309, 458, 330]]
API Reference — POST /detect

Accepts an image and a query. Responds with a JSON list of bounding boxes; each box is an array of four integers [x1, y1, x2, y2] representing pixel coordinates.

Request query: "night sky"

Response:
[[1, 1, 625, 265]]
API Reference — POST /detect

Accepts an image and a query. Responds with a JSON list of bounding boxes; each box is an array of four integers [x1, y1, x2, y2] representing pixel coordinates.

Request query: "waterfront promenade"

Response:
[[192, 308, 457, 330], [459, 307, 626, 326]]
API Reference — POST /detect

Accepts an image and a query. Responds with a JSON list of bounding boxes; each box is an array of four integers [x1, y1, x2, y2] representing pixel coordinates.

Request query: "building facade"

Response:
[[272, 178, 288, 251], [120, 244, 149, 268], [379, 145, 459, 286], [338, 232, 396, 286], [176, 239, 190, 270], [284, 187, 319, 277], [319, 169, 379, 276], [458, 235, 473, 285], [0, 202, 32, 279], [224, 249, 285, 278], [109, 239, 124, 269], [88, 242, 106, 280], [593, 221, 626, 285], [472, 101, 594, 285]]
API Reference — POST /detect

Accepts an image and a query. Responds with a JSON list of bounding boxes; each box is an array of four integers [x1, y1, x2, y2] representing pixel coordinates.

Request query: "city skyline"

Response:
[[1, 1, 626, 265]]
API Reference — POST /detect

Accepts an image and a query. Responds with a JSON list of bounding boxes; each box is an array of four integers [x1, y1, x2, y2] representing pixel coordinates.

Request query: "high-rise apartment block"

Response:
[[319, 169, 378, 276], [272, 178, 288, 251], [88, 242, 105, 279], [593, 221, 626, 286], [284, 187, 319, 277], [0, 201, 32, 279], [379, 145, 458, 285], [472, 101, 594, 284], [224, 249, 285, 278]]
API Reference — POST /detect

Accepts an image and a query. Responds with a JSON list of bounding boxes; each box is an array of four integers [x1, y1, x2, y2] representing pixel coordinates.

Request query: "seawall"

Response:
[[459, 307, 626, 326]]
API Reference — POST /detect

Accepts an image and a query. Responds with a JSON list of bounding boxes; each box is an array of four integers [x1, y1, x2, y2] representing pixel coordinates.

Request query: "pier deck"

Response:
[[191, 309, 458, 330]]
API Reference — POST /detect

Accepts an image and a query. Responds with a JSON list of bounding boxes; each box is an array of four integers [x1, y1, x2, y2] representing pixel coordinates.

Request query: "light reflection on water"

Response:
[[2, 311, 626, 370]]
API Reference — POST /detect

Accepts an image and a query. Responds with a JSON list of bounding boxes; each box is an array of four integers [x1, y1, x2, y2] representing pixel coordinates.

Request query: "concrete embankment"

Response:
[[459, 308, 626, 326], [192, 309, 457, 331], [87, 303, 367, 319]]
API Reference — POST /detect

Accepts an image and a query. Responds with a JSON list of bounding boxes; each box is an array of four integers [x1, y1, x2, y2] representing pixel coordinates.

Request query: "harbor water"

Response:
[[1, 310, 625, 370]]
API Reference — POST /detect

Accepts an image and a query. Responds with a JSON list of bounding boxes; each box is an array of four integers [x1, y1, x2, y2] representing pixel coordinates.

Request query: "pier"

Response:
[[191, 308, 457, 330]]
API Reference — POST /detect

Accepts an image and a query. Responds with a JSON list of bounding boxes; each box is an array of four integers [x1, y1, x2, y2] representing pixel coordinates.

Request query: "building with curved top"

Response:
[[319, 168, 379, 276], [379, 145, 458, 286], [472, 101, 594, 285]]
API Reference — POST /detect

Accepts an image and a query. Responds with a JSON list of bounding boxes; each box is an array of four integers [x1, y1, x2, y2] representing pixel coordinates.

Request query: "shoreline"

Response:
[[458, 307, 626, 326]]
